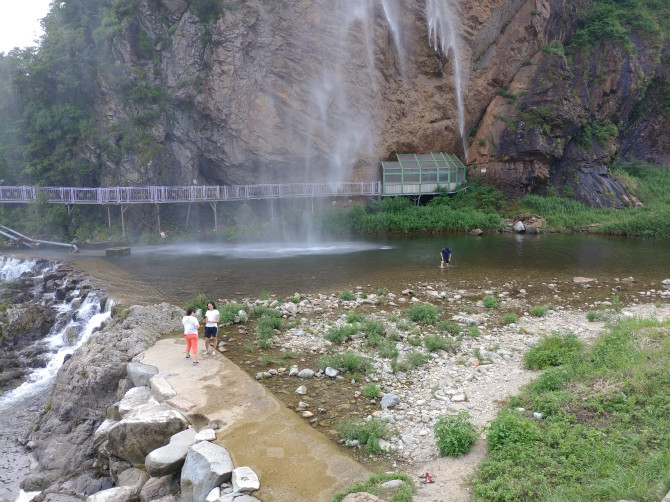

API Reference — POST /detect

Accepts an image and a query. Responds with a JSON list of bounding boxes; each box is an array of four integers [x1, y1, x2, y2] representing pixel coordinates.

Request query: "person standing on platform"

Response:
[[203, 301, 220, 355], [182, 307, 200, 365]]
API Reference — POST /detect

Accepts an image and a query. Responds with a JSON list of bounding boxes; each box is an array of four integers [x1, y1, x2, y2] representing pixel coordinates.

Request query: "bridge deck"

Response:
[[0, 180, 464, 205], [0, 182, 382, 204]]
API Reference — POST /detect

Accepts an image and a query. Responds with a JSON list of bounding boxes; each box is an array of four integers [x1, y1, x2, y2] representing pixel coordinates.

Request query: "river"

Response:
[[73, 233, 670, 304]]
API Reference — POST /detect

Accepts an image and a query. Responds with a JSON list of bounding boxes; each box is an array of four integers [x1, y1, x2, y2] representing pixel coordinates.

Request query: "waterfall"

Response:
[[425, 0, 467, 158]]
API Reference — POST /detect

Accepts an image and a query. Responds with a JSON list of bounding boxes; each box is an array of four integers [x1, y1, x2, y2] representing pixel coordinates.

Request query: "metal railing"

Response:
[[0, 182, 383, 205]]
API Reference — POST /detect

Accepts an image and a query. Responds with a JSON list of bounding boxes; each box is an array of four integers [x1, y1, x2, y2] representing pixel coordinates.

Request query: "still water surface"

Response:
[[105, 233, 670, 303]]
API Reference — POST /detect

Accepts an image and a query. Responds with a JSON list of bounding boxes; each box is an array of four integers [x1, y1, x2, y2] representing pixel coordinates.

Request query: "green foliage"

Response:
[[524, 332, 585, 370], [529, 304, 551, 317], [436, 320, 463, 335], [502, 312, 519, 324], [362, 382, 381, 399], [474, 317, 670, 501], [183, 293, 208, 314], [482, 295, 498, 308], [346, 311, 366, 323], [541, 40, 565, 57], [331, 472, 416, 502], [335, 417, 390, 454], [576, 119, 619, 149], [188, 0, 223, 23], [434, 411, 479, 456], [338, 290, 356, 301], [406, 351, 430, 368], [219, 302, 248, 323], [318, 350, 373, 376], [424, 334, 453, 353], [485, 410, 540, 451], [324, 324, 358, 344], [406, 303, 441, 324]]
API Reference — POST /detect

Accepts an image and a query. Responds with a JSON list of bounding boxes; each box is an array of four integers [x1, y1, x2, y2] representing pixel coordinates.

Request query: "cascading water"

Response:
[[425, 0, 467, 159], [0, 257, 112, 501], [269, 0, 465, 184]]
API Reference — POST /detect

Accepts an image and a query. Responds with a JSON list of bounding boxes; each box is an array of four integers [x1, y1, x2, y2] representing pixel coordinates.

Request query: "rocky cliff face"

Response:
[[93, 0, 669, 207]]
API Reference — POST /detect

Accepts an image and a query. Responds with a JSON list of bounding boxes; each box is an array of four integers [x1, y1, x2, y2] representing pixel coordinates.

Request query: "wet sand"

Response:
[[141, 338, 369, 502]]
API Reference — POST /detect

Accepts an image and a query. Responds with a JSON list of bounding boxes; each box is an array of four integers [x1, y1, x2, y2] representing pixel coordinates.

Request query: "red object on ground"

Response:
[[424, 472, 434, 483]]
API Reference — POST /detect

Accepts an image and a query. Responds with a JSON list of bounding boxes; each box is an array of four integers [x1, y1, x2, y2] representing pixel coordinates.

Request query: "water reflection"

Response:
[[106, 233, 670, 304]]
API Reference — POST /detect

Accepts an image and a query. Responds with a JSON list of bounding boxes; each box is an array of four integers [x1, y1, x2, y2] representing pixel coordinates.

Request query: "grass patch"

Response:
[[318, 350, 373, 377], [332, 472, 416, 502], [339, 290, 356, 301], [406, 303, 441, 324], [324, 324, 358, 344], [523, 332, 585, 370], [424, 334, 454, 352], [473, 316, 670, 501], [502, 312, 519, 324], [529, 304, 551, 317], [362, 382, 381, 399], [483, 295, 499, 308], [335, 417, 390, 454]]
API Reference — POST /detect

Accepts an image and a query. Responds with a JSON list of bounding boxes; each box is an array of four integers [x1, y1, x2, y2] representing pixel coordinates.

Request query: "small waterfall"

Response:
[[425, 0, 467, 159], [0, 295, 112, 407]]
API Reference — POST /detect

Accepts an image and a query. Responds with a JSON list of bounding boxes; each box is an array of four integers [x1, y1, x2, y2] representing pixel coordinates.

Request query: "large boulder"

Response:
[[180, 442, 234, 502], [105, 402, 189, 466], [145, 428, 197, 477]]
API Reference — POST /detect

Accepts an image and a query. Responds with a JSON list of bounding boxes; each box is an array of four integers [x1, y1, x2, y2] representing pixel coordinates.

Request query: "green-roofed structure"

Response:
[[381, 152, 467, 195]]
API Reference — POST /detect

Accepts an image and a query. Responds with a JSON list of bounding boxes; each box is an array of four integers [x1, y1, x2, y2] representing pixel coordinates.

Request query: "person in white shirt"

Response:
[[204, 301, 220, 355], [182, 307, 200, 365]]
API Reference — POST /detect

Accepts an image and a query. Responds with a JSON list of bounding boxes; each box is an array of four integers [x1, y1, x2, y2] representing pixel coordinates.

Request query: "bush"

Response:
[[486, 410, 539, 451], [318, 351, 373, 376], [483, 295, 498, 308], [434, 411, 479, 456], [335, 417, 389, 454], [529, 304, 550, 317], [324, 324, 358, 344], [339, 290, 356, 301], [502, 312, 519, 324], [407, 303, 441, 324], [406, 351, 430, 368], [362, 382, 381, 399], [424, 334, 453, 352], [436, 320, 463, 335], [524, 332, 584, 370]]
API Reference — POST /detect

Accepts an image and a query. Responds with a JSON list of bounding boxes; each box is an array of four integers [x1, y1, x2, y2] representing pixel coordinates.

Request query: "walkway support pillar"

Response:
[[209, 201, 217, 232], [156, 203, 161, 234], [120, 205, 128, 238]]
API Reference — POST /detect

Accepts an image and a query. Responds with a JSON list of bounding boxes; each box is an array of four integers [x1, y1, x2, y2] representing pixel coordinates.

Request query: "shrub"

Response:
[[324, 324, 358, 344], [524, 332, 584, 370], [407, 303, 441, 324], [219, 302, 248, 323], [482, 295, 498, 308], [424, 334, 453, 352], [502, 312, 519, 324], [486, 410, 539, 451], [346, 311, 366, 323], [339, 290, 356, 301], [406, 351, 429, 368], [391, 357, 410, 373], [335, 417, 389, 454], [436, 320, 463, 335], [362, 382, 381, 399], [318, 351, 373, 376], [434, 411, 479, 456], [529, 304, 550, 317]]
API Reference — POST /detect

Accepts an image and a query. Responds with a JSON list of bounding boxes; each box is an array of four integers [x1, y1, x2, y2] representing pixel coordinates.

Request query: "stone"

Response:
[[513, 221, 525, 233], [573, 277, 595, 284], [127, 362, 158, 387], [180, 441, 234, 502], [145, 428, 197, 477], [341, 493, 385, 501], [139, 474, 180, 502], [380, 393, 400, 409], [150, 377, 177, 401], [105, 403, 189, 465], [85, 486, 135, 502], [295, 385, 307, 395], [231, 466, 260, 492], [194, 429, 216, 442], [298, 369, 315, 379]]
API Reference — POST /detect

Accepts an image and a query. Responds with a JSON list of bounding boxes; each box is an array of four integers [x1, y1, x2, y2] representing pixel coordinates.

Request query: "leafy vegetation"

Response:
[[334, 417, 390, 454], [473, 316, 670, 501], [331, 472, 416, 502], [434, 411, 479, 456], [406, 303, 441, 324]]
